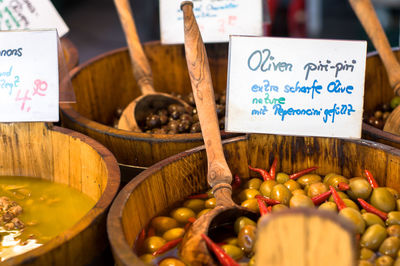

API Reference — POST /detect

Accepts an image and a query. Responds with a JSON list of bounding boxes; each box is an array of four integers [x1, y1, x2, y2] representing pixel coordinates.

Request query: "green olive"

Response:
[[362, 212, 385, 227], [323, 172, 339, 184], [359, 247, 375, 261], [339, 207, 366, 234], [379, 236, 400, 258], [238, 188, 261, 202], [370, 187, 396, 213], [151, 216, 179, 234], [143, 236, 166, 254], [387, 211, 400, 226], [358, 260, 373, 266], [342, 199, 360, 211], [283, 179, 301, 192], [292, 189, 306, 196], [221, 244, 244, 260], [387, 225, 400, 237], [245, 178, 263, 190], [207, 189, 213, 198], [374, 255, 394, 266], [318, 202, 337, 212], [347, 178, 372, 200], [272, 203, 289, 212], [170, 207, 196, 224], [289, 194, 314, 208], [162, 227, 185, 241], [329, 191, 349, 202], [223, 237, 238, 246], [183, 199, 205, 213], [205, 198, 216, 209], [297, 174, 321, 187], [396, 199, 400, 211], [387, 187, 400, 200], [238, 224, 257, 254], [306, 182, 328, 198], [241, 198, 259, 212], [270, 184, 292, 205], [360, 224, 387, 250], [159, 258, 186, 266], [260, 180, 278, 197], [276, 172, 290, 184], [248, 256, 256, 266], [197, 208, 211, 218], [139, 253, 155, 264], [234, 216, 256, 234], [326, 174, 349, 190]]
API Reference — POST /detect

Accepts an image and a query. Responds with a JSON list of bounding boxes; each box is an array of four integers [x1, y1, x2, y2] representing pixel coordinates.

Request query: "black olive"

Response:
[[178, 120, 191, 133], [160, 114, 169, 125], [219, 117, 225, 130], [186, 93, 195, 106], [158, 109, 168, 116], [192, 114, 199, 122], [190, 122, 201, 133], [170, 110, 182, 120], [146, 115, 161, 129], [374, 110, 383, 119], [180, 113, 193, 123], [216, 104, 225, 118], [168, 104, 180, 114], [382, 103, 391, 112], [167, 120, 179, 131]]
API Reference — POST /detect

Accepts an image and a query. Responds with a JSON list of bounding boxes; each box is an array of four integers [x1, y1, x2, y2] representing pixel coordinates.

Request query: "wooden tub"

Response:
[[0, 123, 120, 266], [59, 41, 236, 181], [107, 133, 400, 265], [60, 37, 79, 71], [362, 48, 400, 148]]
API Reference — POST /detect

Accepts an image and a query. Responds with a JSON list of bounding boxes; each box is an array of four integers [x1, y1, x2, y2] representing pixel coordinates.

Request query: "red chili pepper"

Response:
[[269, 157, 278, 180], [147, 226, 156, 237], [358, 198, 388, 221], [329, 186, 346, 211], [135, 227, 146, 253], [338, 182, 350, 191], [255, 195, 280, 205], [257, 198, 270, 216], [289, 166, 318, 180], [201, 234, 239, 266], [188, 217, 196, 223], [152, 238, 183, 256], [231, 174, 242, 190], [311, 190, 332, 205], [248, 165, 272, 181], [364, 169, 379, 189], [217, 242, 227, 246], [187, 193, 209, 199], [184, 217, 197, 231]]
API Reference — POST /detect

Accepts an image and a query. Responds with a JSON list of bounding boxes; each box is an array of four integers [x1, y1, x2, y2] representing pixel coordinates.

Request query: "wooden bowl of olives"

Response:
[[107, 133, 400, 265], [362, 48, 400, 149], [59, 41, 239, 181]]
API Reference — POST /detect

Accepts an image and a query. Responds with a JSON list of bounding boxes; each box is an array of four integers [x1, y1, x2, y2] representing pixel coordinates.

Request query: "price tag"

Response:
[[225, 36, 367, 139], [0, 30, 58, 122], [0, 0, 68, 37], [160, 0, 263, 44]]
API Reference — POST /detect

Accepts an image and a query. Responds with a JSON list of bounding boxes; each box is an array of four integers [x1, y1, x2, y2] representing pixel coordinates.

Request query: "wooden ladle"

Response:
[[114, 0, 189, 132], [180, 2, 257, 264], [348, 0, 400, 134]]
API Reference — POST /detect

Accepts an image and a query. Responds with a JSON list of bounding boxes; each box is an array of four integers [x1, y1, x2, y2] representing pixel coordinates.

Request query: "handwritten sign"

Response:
[[0, 0, 68, 37], [0, 30, 58, 122], [225, 36, 367, 139], [160, 0, 263, 44]]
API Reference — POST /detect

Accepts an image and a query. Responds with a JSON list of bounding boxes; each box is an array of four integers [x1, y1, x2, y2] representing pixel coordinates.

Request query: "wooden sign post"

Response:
[[225, 36, 367, 139]]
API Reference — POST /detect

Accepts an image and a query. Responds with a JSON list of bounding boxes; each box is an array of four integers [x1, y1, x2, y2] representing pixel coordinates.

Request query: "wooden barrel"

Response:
[[107, 133, 400, 265], [59, 41, 237, 179], [0, 123, 120, 266], [60, 37, 79, 71], [362, 48, 400, 148]]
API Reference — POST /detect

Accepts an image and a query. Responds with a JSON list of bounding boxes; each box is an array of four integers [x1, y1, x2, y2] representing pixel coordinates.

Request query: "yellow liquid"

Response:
[[0, 176, 96, 261]]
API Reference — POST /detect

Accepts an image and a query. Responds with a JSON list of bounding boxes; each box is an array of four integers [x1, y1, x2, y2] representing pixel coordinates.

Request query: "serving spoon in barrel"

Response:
[[180, 2, 257, 264], [348, 0, 400, 135], [114, 0, 190, 132]]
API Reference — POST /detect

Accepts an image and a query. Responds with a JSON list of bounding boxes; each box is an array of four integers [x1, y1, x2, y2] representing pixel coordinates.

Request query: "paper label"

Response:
[[0, 0, 69, 37], [160, 0, 263, 44], [226, 36, 367, 139], [0, 30, 58, 122]]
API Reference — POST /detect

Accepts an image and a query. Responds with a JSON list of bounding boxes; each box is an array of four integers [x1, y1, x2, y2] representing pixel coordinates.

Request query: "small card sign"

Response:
[[0, 30, 58, 122], [0, 0, 69, 37], [226, 36, 367, 139], [160, 0, 263, 44]]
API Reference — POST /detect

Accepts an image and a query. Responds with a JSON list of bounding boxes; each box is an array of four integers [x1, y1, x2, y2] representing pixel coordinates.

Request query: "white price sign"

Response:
[[226, 36, 367, 139], [0, 30, 59, 122], [160, 0, 263, 44], [0, 0, 69, 37]]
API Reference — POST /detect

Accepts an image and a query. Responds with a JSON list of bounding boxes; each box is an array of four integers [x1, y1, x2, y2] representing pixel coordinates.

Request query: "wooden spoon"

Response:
[[114, 0, 190, 132], [180, 2, 257, 264], [348, 0, 400, 134]]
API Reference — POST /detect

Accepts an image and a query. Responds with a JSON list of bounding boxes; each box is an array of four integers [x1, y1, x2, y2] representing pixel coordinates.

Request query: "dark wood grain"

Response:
[[60, 37, 79, 71]]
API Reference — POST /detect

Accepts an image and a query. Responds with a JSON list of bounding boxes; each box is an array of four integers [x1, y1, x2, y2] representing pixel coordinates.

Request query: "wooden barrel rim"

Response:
[[60, 37, 79, 71], [107, 133, 400, 266], [60, 42, 238, 143], [5, 125, 120, 265]]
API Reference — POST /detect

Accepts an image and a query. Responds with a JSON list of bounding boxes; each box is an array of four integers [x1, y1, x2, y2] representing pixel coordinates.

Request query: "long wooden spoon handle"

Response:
[[114, 0, 154, 95], [181, 1, 232, 188], [349, 0, 400, 95]]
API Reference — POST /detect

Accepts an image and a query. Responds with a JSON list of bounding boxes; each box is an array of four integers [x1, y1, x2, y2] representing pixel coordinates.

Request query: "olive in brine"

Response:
[[359, 247, 375, 261], [183, 199, 205, 213], [386, 211, 400, 226], [307, 182, 328, 198], [360, 224, 387, 250], [259, 180, 278, 197], [241, 198, 259, 212], [238, 189, 261, 202], [370, 187, 396, 213], [358, 260, 373, 266], [297, 174, 321, 187], [197, 208, 211, 218], [139, 254, 155, 264], [362, 212, 385, 227], [151, 216, 179, 234], [347, 178, 372, 200], [272, 203, 289, 212], [170, 207, 196, 224], [289, 194, 314, 208], [270, 184, 292, 206], [387, 225, 400, 237], [159, 258, 186, 266], [221, 244, 244, 260], [205, 198, 216, 209], [276, 172, 290, 184], [318, 202, 337, 212], [163, 227, 185, 242], [234, 216, 256, 234], [374, 255, 394, 266], [143, 236, 166, 253], [237, 224, 257, 254], [283, 179, 301, 192], [379, 236, 400, 258], [339, 208, 365, 234], [245, 178, 263, 190]]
